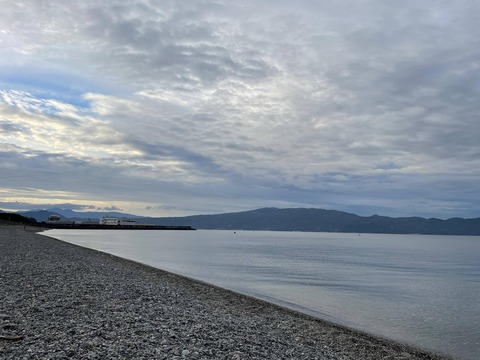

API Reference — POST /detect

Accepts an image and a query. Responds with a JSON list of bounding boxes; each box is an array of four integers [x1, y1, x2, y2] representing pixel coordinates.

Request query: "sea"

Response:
[[42, 229, 480, 360]]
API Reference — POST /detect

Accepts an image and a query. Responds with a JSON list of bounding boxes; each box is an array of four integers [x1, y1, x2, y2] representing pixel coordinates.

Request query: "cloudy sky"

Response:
[[1, 0, 479, 219]]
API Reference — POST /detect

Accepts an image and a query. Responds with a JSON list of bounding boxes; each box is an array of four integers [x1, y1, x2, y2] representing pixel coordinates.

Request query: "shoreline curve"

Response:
[[1, 226, 450, 359]]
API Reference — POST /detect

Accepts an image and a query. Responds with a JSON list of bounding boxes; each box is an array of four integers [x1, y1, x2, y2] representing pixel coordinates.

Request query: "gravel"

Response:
[[0, 226, 450, 359]]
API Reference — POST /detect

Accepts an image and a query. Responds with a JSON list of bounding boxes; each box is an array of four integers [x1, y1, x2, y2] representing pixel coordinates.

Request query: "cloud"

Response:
[[1, 0, 480, 218], [0, 201, 97, 212], [99, 205, 124, 211]]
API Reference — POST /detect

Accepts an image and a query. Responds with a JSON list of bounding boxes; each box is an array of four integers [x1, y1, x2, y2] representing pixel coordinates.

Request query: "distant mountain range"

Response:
[[17, 208, 141, 222], [6, 207, 480, 235], [138, 208, 480, 235]]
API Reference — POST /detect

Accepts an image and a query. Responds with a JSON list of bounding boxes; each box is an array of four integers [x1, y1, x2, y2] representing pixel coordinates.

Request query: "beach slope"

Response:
[[0, 226, 449, 359]]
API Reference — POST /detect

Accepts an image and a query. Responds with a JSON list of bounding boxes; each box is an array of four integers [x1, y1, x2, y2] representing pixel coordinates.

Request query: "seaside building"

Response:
[[47, 214, 74, 225], [99, 217, 119, 226], [47, 215, 61, 223], [119, 218, 137, 226]]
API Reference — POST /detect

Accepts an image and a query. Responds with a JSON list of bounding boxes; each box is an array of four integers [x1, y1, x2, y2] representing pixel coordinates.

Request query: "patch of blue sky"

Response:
[[0, 65, 108, 110]]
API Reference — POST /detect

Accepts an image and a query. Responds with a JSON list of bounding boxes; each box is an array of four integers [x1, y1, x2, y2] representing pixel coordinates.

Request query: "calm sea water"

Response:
[[43, 229, 480, 359]]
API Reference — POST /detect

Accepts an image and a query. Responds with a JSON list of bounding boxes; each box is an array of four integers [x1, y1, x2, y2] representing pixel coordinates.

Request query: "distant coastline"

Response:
[[137, 208, 480, 236], [4, 207, 480, 235]]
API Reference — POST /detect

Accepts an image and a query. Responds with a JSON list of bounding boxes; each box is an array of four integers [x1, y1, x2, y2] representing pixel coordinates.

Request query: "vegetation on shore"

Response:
[[0, 212, 36, 225]]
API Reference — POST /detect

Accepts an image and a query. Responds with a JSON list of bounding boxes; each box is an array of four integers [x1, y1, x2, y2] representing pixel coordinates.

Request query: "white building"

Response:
[[99, 217, 119, 225]]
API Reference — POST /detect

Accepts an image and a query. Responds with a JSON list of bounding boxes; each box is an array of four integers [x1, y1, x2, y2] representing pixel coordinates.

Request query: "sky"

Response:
[[0, 0, 479, 219]]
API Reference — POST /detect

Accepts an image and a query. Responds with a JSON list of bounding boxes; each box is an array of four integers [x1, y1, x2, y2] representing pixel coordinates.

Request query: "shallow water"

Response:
[[44, 229, 480, 359]]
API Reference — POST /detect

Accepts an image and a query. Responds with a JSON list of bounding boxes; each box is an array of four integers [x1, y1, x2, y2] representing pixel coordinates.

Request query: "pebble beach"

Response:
[[0, 226, 450, 359]]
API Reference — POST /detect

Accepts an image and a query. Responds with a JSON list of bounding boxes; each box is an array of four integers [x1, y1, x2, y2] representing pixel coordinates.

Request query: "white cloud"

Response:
[[0, 0, 479, 218]]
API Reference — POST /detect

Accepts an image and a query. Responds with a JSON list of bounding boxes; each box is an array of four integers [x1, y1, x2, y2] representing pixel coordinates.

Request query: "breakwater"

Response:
[[33, 223, 195, 230]]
